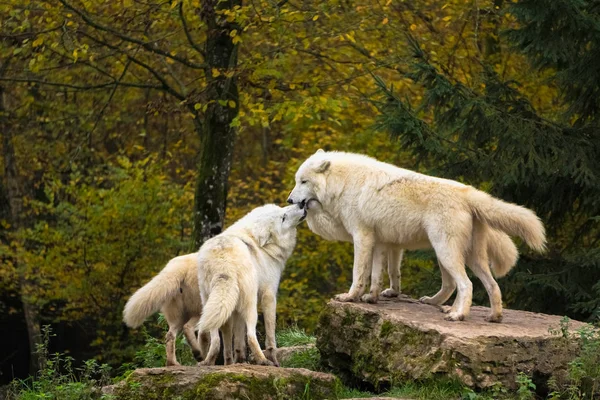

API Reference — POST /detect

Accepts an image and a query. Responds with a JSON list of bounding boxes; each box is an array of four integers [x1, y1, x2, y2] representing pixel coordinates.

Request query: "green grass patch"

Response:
[[6, 326, 113, 400], [336, 378, 536, 400], [280, 347, 321, 371], [276, 326, 317, 347]]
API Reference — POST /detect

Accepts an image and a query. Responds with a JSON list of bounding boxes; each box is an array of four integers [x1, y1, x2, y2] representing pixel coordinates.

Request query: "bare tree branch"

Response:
[[58, 0, 207, 70], [79, 31, 186, 101], [178, 2, 206, 58], [0, 77, 163, 91], [87, 58, 133, 138]]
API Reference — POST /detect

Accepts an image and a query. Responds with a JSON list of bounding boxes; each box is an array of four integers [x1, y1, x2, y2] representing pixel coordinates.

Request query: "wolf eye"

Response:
[[282, 215, 286, 222], [301, 180, 307, 184]]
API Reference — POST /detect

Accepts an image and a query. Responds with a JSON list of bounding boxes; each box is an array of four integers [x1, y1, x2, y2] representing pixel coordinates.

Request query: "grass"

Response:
[[337, 379, 474, 400], [276, 326, 320, 371], [276, 326, 317, 347], [9, 319, 598, 399], [280, 346, 321, 371], [6, 326, 113, 400]]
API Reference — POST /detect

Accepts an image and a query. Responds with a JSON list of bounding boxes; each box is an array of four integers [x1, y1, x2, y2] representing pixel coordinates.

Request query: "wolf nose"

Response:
[[287, 198, 294, 204]]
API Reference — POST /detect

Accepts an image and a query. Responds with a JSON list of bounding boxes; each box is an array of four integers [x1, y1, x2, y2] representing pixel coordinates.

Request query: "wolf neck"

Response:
[[227, 230, 296, 267], [261, 238, 295, 265]]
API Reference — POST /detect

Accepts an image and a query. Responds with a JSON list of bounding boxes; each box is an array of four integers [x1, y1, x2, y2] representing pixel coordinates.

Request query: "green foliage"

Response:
[[385, 379, 473, 400], [374, 0, 600, 321], [515, 373, 536, 400], [6, 326, 112, 400], [276, 326, 317, 348], [279, 347, 321, 371], [338, 378, 527, 400], [547, 319, 600, 399], [506, 0, 600, 123], [0, 157, 194, 365], [1, 0, 599, 384], [123, 315, 198, 372]]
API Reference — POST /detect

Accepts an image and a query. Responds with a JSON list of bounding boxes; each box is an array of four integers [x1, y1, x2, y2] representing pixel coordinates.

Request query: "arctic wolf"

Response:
[[305, 199, 518, 306], [196, 204, 305, 366], [289, 150, 545, 322], [122, 253, 209, 366], [305, 199, 405, 302]]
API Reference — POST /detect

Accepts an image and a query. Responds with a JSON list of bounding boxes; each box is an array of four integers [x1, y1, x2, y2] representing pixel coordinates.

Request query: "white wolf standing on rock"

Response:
[[305, 199, 518, 307], [288, 150, 546, 322], [195, 204, 306, 366]]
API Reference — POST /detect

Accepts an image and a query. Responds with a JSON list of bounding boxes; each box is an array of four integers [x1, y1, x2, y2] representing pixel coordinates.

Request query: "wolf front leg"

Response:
[[381, 247, 404, 298], [335, 231, 375, 302], [261, 289, 279, 366], [361, 244, 387, 303]]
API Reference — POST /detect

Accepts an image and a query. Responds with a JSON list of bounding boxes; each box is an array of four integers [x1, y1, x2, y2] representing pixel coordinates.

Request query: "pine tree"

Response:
[[375, 0, 600, 320]]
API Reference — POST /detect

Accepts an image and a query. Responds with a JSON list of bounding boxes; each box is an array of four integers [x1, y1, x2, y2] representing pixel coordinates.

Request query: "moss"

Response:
[[317, 309, 331, 329], [341, 307, 356, 327], [110, 370, 338, 400], [379, 320, 394, 338], [185, 372, 273, 399]]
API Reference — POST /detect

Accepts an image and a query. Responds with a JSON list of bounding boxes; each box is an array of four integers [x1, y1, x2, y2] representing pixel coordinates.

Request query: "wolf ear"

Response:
[[252, 225, 271, 247], [315, 160, 330, 173], [316, 149, 324, 154]]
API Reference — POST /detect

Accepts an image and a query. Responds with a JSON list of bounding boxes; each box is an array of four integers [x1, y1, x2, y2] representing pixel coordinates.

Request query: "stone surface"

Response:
[[102, 364, 339, 399], [316, 297, 590, 391]]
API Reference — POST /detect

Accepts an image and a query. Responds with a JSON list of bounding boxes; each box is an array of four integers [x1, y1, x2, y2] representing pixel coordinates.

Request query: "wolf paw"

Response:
[[256, 358, 276, 367], [197, 359, 215, 366], [334, 292, 358, 302], [234, 349, 247, 364], [361, 293, 379, 303], [192, 350, 202, 362], [444, 312, 465, 322], [440, 305, 452, 314], [381, 288, 399, 298], [485, 313, 503, 323], [166, 360, 181, 367], [263, 349, 280, 367], [419, 295, 437, 304]]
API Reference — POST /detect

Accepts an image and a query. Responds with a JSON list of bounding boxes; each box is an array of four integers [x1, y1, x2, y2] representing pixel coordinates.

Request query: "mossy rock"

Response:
[[102, 365, 340, 400], [316, 298, 590, 393]]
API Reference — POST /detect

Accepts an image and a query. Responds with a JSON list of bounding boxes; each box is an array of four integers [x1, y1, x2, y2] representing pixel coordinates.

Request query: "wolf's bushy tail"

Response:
[[487, 229, 519, 278], [196, 274, 239, 333], [467, 189, 546, 253], [123, 258, 187, 328]]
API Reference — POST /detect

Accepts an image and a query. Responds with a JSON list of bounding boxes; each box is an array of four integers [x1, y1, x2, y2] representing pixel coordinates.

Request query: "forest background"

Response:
[[1, 0, 599, 383]]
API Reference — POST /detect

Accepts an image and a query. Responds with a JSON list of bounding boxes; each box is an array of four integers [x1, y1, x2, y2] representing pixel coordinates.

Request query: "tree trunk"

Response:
[[0, 80, 44, 375], [192, 0, 241, 249]]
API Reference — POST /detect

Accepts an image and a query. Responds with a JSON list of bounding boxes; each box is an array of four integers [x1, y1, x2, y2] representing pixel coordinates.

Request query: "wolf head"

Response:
[[235, 204, 306, 248], [287, 149, 331, 209]]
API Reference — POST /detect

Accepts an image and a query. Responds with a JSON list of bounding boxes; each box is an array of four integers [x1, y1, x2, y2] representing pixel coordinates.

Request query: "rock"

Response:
[[316, 297, 590, 391], [102, 364, 339, 400], [276, 344, 316, 365]]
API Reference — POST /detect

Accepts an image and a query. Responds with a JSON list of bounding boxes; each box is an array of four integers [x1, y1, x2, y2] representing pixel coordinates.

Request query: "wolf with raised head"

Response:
[[289, 150, 545, 322], [195, 204, 305, 366]]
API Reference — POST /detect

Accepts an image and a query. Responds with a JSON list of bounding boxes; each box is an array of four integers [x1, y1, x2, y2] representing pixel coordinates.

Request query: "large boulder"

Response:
[[102, 364, 339, 400], [316, 297, 589, 391]]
